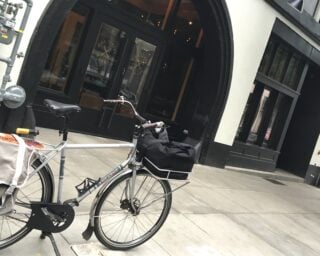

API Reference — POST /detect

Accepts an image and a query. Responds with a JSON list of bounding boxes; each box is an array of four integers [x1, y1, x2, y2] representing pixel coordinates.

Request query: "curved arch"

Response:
[[16, 0, 233, 161]]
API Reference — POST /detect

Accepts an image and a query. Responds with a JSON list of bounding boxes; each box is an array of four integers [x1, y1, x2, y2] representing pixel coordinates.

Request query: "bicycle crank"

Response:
[[27, 203, 75, 233]]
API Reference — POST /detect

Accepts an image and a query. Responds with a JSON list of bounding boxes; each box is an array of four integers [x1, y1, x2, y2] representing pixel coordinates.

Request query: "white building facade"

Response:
[[1, 0, 320, 179]]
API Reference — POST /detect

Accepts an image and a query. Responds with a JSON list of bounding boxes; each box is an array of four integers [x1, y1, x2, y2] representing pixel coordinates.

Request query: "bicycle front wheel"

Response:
[[94, 170, 172, 250], [0, 160, 53, 249]]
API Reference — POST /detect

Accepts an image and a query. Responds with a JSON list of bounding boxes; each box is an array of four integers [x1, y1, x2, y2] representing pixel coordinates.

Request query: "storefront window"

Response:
[[263, 94, 292, 149], [39, 5, 89, 93], [268, 45, 290, 82], [237, 84, 292, 150], [282, 53, 305, 89], [247, 89, 271, 144], [258, 37, 306, 90], [258, 40, 277, 75], [236, 36, 306, 151]]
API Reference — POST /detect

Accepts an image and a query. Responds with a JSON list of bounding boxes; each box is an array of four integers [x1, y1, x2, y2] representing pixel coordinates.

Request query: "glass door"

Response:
[[35, 3, 160, 140], [78, 23, 128, 111], [75, 20, 158, 138]]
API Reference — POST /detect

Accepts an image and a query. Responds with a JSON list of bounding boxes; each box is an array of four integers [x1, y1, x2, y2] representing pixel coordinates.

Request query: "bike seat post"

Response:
[[57, 115, 70, 204], [60, 115, 70, 142]]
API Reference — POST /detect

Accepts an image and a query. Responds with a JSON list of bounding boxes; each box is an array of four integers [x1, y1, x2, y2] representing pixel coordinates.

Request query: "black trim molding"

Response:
[[201, 141, 232, 168], [266, 0, 320, 44], [227, 141, 279, 172], [273, 19, 320, 66], [305, 165, 320, 185]]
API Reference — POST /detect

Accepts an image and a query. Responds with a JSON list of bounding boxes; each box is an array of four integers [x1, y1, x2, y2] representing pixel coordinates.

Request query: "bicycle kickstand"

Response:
[[40, 232, 62, 256]]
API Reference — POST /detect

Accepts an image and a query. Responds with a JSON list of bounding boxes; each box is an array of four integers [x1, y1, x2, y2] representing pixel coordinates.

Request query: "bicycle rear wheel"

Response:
[[0, 160, 53, 249], [94, 170, 172, 250]]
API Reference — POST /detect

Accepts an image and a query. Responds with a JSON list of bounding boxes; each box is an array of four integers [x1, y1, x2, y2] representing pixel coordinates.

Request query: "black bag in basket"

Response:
[[138, 130, 195, 180]]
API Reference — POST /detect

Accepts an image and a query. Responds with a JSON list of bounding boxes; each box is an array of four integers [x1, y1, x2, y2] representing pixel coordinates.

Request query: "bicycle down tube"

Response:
[[30, 141, 135, 204]]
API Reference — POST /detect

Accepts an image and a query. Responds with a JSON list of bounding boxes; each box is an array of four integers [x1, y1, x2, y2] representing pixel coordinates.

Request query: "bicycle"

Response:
[[0, 97, 192, 255]]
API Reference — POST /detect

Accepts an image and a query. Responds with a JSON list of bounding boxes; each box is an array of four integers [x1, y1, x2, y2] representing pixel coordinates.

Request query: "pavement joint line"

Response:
[[225, 166, 304, 183], [182, 213, 213, 237]]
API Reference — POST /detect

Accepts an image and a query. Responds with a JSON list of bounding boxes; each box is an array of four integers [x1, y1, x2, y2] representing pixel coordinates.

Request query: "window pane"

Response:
[[110, 0, 171, 29], [119, 38, 156, 106], [282, 54, 305, 90], [247, 89, 271, 144], [236, 84, 256, 140], [39, 7, 88, 92], [303, 0, 318, 15], [79, 23, 127, 110], [268, 45, 290, 82], [264, 94, 292, 149], [258, 39, 276, 75], [262, 94, 282, 148]]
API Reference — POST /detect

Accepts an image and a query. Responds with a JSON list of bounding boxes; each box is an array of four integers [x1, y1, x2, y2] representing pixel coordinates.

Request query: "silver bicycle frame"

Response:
[[30, 139, 135, 204]]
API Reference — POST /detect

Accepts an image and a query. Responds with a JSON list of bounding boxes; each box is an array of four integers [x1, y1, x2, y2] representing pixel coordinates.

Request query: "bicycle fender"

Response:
[[33, 158, 55, 202], [87, 168, 133, 227]]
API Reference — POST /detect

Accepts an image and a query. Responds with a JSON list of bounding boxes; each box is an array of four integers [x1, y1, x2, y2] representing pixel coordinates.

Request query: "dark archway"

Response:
[[3, 0, 233, 163]]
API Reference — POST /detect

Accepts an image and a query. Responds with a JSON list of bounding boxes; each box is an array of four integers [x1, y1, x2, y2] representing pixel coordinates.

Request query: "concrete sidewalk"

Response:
[[2, 128, 320, 256]]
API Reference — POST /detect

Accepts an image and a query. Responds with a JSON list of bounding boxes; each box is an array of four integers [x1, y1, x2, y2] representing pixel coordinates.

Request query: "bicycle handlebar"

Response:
[[104, 97, 147, 124]]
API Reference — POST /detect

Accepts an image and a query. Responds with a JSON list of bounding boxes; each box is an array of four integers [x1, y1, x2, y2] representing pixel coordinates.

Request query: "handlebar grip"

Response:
[[16, 128, 29, 135], [16, 128, 39, 136], [104, 99, 124, 104], [142, 121, 165, 130]]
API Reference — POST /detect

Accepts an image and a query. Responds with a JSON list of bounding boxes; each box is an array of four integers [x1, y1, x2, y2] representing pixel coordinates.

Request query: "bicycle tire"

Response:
[[94, 170, 172, 250], [0, 160, 54, 249]]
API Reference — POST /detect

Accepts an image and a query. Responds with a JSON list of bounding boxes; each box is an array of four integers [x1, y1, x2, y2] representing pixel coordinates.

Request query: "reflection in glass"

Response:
[[282, 54, 304, 90], [79, 23, 127, 110], [173, 0, 201, 46], [258, 39, 276, 75], [119, 38, 156, 106], [268, 45, 290, 82], [263, 94, 291, 149], [111, 0, 170, 29], [39, 8, 88, 92], [147, 0, 201, 119], [236, 84, 256, 139], [258, 37, 306, 91], [247, 89, 271, 144]]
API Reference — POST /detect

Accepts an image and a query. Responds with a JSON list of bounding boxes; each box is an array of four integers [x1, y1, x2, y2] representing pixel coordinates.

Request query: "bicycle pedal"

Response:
[[63, 198, 79, 207], [75, 178, 99, 196]]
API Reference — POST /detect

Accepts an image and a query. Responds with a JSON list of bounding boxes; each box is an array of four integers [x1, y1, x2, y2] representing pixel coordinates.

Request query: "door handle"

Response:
[[122, 67, 126, 76]]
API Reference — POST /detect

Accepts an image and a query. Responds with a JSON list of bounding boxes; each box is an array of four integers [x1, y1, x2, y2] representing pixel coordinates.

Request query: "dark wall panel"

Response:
[[277, 65, 320, 177]]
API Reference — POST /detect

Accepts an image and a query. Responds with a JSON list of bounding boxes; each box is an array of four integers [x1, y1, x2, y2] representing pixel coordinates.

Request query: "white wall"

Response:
[[214, 0, 275, 146], [0, 0, 50, 87], [310, 135, 320, 166], [214, 0, 320, 148]]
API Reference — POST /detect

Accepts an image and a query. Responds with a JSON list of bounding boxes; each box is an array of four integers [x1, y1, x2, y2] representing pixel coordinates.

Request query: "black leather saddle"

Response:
[[44, 99, 81, 117]]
